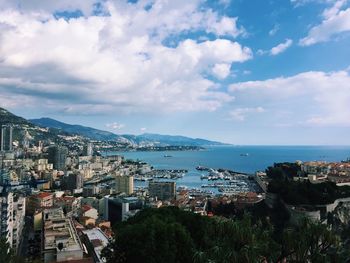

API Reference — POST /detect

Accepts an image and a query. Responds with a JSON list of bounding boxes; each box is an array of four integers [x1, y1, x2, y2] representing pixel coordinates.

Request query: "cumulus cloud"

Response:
[[300, 0, 350, 46], [322, 0, 348, 19], [229, 69, 350, 126], [270, 39, 293, 55], [0, 0, 251, 114], [212, 63, 231, 79], [229, 107, 265, 121]]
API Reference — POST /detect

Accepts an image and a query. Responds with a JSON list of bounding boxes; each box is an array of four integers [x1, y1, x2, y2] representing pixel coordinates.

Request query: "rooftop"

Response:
[[43, 208, 84, 254], [35, 192, 53, 199], [83, 228, 109, 263]]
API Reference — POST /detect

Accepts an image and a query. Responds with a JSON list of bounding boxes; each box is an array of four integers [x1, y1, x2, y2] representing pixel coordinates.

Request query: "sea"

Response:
[[108, 146, 350, 190]]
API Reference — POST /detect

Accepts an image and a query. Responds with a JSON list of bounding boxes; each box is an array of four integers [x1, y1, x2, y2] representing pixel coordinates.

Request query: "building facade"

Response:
[[42, 208, 84, 263], [115, 176, 134, 195], [0, 125, 13, 152], [48, 146, 68, 171], [148, 181, 176, 201], [0, 190, 26, 252]]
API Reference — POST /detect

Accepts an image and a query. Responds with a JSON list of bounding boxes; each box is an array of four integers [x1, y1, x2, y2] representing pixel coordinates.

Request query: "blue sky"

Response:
[[0, 0, 349, 145]]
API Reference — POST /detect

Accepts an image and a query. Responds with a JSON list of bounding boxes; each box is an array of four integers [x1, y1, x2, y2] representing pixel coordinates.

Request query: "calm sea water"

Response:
[[110, 146, 350, 189]]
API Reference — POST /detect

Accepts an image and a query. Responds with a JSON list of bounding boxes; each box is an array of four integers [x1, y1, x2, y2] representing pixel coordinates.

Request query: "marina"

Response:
[[112, 146, 350, 195], [133, 166, 262, 196], [134, 169, 187, 181]]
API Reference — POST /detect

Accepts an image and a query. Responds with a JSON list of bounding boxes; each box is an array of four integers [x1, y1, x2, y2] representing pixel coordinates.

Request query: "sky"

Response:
[[0, 0, 350, 145]]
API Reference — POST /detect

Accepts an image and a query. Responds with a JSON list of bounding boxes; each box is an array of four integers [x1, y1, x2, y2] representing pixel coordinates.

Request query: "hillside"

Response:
[[0, 107, 70, 143], [30, 118, 226, 146], [1, 108, 226, 147], [30, 118, 117, 141], [0, 107, 31, 126], [129, 133, 225, 146]]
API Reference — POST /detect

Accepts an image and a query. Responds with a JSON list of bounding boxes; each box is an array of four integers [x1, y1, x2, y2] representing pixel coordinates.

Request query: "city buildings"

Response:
[[42, 208, 85, 263], [148, 181, 176, 201], [48, 145, 68, 171], [102, 195, 143, 222], [81, 205, 98, 220], [0, 189, 26, 253], [115, 175, 134, 195], [61, 172, 84, 192], [83, 142, 94, 157], [0, 125, 13, 152], [81, 228, 109, 263], [27, 192, 54, 215]]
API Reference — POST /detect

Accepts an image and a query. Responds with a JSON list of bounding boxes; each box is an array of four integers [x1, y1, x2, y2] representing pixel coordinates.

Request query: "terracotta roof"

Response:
[[82, 205, 93, 212], [35, 192, 53, 199]]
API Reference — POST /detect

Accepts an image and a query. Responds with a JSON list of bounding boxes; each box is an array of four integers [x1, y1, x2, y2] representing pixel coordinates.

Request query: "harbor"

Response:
[[134, 169, 187, 181], [133, 165, 263, 196]]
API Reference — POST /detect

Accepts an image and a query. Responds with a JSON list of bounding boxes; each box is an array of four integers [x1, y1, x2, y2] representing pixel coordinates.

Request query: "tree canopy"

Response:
[[102, 207, 349, 263]]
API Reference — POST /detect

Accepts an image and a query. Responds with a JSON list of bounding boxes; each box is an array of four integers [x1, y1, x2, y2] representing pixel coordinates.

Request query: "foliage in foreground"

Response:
[[102, 207, 350, 263], [0, 238, 27, 263]]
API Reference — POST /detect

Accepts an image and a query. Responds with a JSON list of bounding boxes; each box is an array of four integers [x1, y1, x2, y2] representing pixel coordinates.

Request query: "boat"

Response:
[[240, 153, 249, 156], [164, 155, 173, 158], [196, 165, 208, 171], [200, 174, 208, 180]]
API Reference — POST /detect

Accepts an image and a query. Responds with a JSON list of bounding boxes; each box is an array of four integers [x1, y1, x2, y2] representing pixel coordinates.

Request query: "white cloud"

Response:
[[229, 69, 350, 126], [207, 16, 245, 37], [322, 0, 348, 19], [212, 63, 231, 79], [229, 107, 265, 121], [0, 0, 98, 15], [300, 1, 350, 45], [140, 127, 147, 132], [270, 39, 293, 55], [0, 1, 251, 114], [106, 122, 125, 130]]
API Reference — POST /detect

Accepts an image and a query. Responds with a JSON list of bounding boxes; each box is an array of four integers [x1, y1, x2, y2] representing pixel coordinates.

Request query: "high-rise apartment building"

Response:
[[47, 145, 68, 170], [148, 181, 176, 200], [83, 142, 93, 156], [0, 190, 26, 252], [61, 172, 84, 192], [0, 125, 13, 152], [115, 176, 134, 195]]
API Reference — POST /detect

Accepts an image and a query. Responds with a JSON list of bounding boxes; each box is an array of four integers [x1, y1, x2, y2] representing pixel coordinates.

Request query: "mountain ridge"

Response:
[[29, 117, 226, 146], [0, 107, 226, 146]]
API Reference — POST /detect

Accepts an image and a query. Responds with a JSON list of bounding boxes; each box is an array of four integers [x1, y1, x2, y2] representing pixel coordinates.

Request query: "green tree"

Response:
[[104, 208, 279, 263], [278, 218, 349, 262], [0, 237, 14, 263]]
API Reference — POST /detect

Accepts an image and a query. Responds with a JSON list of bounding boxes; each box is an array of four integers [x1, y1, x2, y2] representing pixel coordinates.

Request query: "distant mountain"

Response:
[[30, 118, 117, 141], [0, 107, 67, 142], [129, 133, 225, 146], [29, 117, 226, 146], [0, 107, 31, 126]]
